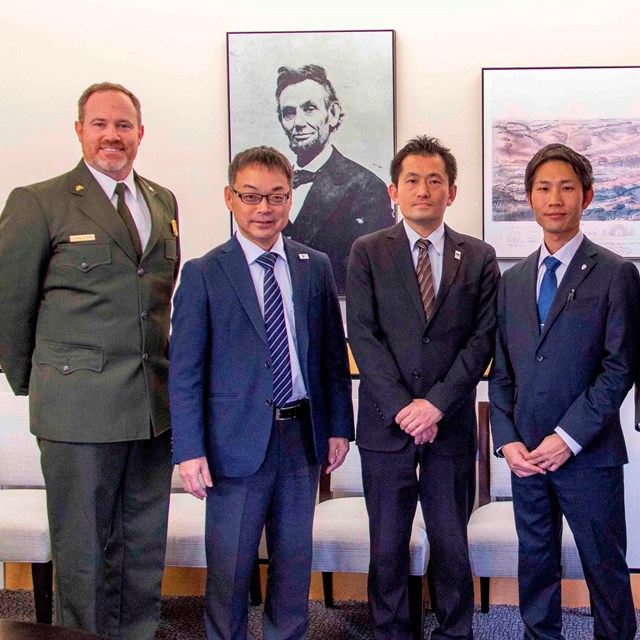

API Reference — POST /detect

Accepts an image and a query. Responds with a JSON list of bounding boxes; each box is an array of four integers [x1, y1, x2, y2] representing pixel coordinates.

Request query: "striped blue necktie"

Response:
[[538, 255, 561, 327], [256, 252, 293, 407]]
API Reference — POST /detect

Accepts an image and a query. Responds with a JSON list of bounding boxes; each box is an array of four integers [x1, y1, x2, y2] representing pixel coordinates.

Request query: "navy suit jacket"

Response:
[[490, 237, 640, 468], [284, 147, 395, 293], [347, 222, 499, 455], [169, 234, 354, 477]]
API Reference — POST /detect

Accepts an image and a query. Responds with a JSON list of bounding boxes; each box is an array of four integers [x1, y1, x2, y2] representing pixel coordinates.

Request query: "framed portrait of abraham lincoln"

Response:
[[227, 29, 397, 294]]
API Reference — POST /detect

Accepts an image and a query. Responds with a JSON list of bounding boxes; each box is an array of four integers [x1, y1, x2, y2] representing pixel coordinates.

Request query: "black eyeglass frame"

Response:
[[229, 187, 291, 206]]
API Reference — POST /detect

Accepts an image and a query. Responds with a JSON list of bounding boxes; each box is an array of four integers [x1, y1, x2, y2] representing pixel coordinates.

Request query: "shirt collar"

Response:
[[294, 144, 334, 173], [84, 161, 139, 201], [538, 230, 584, 269], [403, 220, 445, 255], [235, 230, 288, 265]]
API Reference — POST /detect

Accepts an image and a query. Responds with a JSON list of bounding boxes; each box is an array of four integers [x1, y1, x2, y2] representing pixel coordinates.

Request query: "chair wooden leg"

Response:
[[480, 576, 490, 613], [408, 575, 423, 640], [321, 572, 334, 608], [31, 561, 53, 624], [249, 560, 262, 606]]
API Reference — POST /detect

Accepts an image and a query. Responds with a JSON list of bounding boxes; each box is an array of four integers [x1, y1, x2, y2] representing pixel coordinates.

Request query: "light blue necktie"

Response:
[[255, 252, 293, 407], [538, 256, 561, 327]]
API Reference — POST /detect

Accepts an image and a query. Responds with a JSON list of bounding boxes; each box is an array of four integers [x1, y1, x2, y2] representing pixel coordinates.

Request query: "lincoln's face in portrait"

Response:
[[276, 65, 343, 168]]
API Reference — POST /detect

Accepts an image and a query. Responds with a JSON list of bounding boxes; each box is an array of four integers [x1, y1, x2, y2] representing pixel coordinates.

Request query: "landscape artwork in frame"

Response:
[[483, 67, 640, 259], [227, 30, 396, 294]]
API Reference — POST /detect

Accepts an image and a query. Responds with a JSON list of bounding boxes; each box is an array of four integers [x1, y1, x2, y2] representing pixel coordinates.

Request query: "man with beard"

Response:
[[0, 82, 180, 639], [276, 64, 394, 293]]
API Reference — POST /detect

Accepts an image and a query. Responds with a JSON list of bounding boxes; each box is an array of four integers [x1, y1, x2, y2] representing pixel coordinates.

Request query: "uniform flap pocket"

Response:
[[58, 243, 111, 272], [165, 237, 178, 261], [36, 340, 104, 375]]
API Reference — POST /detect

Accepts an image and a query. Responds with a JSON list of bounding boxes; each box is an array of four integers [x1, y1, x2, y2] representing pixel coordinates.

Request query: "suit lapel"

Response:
[[520, 252, 542, 339], [219, 237, 268, 345], [284, 239, 310, 381], [385, 222, 425, 324], [431, 226, 463, 322], [69, 162, 138, 263], [539, 238, 597, 341], [136, 174, 165, 256]]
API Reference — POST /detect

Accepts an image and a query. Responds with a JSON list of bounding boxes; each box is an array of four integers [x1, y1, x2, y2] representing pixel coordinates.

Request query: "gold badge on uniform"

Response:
[[75, 185, 84, 192], [170, 220, 179, 237]]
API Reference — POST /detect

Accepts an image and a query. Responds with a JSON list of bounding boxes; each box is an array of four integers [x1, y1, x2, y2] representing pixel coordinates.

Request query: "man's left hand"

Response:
[[325, 437, 350, 474], [395, 399, 443, 441], [525, 434, 572, 472]]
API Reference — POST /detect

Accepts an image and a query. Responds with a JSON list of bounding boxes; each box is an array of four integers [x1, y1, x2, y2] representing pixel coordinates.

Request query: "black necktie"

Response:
[[115, 183, 142, 259], [293, 169, 316, 189]]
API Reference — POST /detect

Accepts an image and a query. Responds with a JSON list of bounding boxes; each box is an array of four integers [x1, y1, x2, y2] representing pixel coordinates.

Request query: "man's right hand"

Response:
[[178, 457, 213, 500], [501, 442, 546, 478]]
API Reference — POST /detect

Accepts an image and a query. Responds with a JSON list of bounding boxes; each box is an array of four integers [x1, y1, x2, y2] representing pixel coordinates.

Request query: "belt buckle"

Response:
[[275, 402, 301, 421]]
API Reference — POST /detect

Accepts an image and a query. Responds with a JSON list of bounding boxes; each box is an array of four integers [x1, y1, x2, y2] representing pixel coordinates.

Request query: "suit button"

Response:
[[142, 352, 149, 362], [412, 371, 421, 379], [266, 399, 273, 406], [265, 361, 271, 368], [141, 311, 148, 320], [536, 354, 544, 362], [63, 365, 70, 372], [81, 262, 89, 270], [422, 337, 430, 344], [137, 267, 145, 277]]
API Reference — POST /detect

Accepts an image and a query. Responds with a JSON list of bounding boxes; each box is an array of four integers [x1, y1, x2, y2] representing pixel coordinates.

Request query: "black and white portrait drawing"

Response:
[[227, 30, 396, 293]]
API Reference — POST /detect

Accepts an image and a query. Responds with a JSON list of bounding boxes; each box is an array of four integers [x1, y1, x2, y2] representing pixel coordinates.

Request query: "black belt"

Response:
[[274, 400, 309, 421]]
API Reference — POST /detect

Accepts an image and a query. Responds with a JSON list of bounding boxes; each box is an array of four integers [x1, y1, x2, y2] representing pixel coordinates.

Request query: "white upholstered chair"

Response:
[[467, 402, 584, 613], [311, 443, 429, 640], [0, 374, 53, 623]]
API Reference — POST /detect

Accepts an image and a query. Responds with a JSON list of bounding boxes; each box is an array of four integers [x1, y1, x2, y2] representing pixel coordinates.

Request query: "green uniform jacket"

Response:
[[0, 161, 180, 442]]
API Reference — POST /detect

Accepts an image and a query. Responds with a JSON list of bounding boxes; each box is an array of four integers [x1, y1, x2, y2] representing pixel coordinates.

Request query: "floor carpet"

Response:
[[2, 589, 639, 638]]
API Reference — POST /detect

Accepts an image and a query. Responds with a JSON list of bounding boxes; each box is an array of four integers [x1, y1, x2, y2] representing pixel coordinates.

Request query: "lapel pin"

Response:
[[299, 253, 309, 260], [170, 220, 178, 237], [75, 184, 84, 192], [454, 250, 461, 260], [581, 264, 587, 270], [147, 185, 155, 192]]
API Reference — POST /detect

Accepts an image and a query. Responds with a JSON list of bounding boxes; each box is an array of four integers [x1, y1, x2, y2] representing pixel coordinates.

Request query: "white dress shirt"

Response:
[[289, 144, 334, 224], [85, 162, 152, 251], [235, 231, 308, 403]]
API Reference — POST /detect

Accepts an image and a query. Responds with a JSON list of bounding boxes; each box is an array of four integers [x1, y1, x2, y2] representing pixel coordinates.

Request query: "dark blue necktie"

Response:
[[538, 256, 561, 327], [255, 252, 292, 407]]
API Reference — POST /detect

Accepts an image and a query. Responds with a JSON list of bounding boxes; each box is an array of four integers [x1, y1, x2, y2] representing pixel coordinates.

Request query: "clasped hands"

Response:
[[396, 399, 443, 445], [502, 434, 572, 478]]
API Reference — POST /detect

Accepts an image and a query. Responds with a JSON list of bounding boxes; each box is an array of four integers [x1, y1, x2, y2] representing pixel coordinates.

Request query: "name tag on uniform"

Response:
[[70, 234, 96, 242]]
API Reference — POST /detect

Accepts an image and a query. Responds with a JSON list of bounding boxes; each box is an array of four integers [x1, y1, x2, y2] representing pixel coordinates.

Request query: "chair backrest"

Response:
[[477, 401, 512, 506], [0, 374, 45, 488], [329, 443, 364, 496]]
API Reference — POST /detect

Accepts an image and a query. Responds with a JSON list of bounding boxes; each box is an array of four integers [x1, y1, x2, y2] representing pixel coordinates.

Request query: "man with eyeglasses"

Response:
[[169, 146, 354, 640]]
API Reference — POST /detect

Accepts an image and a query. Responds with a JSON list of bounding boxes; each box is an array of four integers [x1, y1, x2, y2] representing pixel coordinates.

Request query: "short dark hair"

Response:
[[525, 143, 593, 195], [390, 135, 458, 186], [275, 64, 344, 132], [228, 146, 293, 187], [78, 82, 142, 125]]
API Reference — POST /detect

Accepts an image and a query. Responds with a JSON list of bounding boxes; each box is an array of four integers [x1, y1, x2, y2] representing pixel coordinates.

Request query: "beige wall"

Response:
[[2, 0, 638, 263]]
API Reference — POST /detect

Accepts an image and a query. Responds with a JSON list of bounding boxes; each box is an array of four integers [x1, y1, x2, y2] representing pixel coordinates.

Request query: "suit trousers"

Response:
[[361, 442, 475, 640], [203, 413, 321, 640], [38, 430, 172, 640], [512, 464, 636, 640]]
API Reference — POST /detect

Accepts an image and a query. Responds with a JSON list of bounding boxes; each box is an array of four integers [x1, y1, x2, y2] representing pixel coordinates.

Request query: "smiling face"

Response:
[[75, 90, 143, 181], [225, 163, 292, 251], [278, 79, 340, 165], [388, 153, 457, 237], [527, 159, 594, 253]]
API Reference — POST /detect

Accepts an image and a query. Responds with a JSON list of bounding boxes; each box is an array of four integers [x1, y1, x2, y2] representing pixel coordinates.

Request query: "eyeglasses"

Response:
[[229, 187, 290, 206]]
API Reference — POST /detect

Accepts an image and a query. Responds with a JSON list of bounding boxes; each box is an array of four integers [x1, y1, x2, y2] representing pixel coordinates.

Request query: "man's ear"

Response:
[[327, 102, 341, 129]]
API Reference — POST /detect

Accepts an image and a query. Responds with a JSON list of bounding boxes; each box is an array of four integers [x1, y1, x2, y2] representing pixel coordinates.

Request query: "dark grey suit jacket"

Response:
[[347, 222, 499, 455], [0, 161, 180, 442]]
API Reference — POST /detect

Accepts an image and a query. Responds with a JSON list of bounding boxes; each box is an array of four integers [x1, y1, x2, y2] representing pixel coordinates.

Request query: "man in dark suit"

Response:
[[489, 143, 640, 640], [276, 64, 395, 293], [347, 136, 499, 640], [169, 146, 354, 640], [0, 83, 180, 639]]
